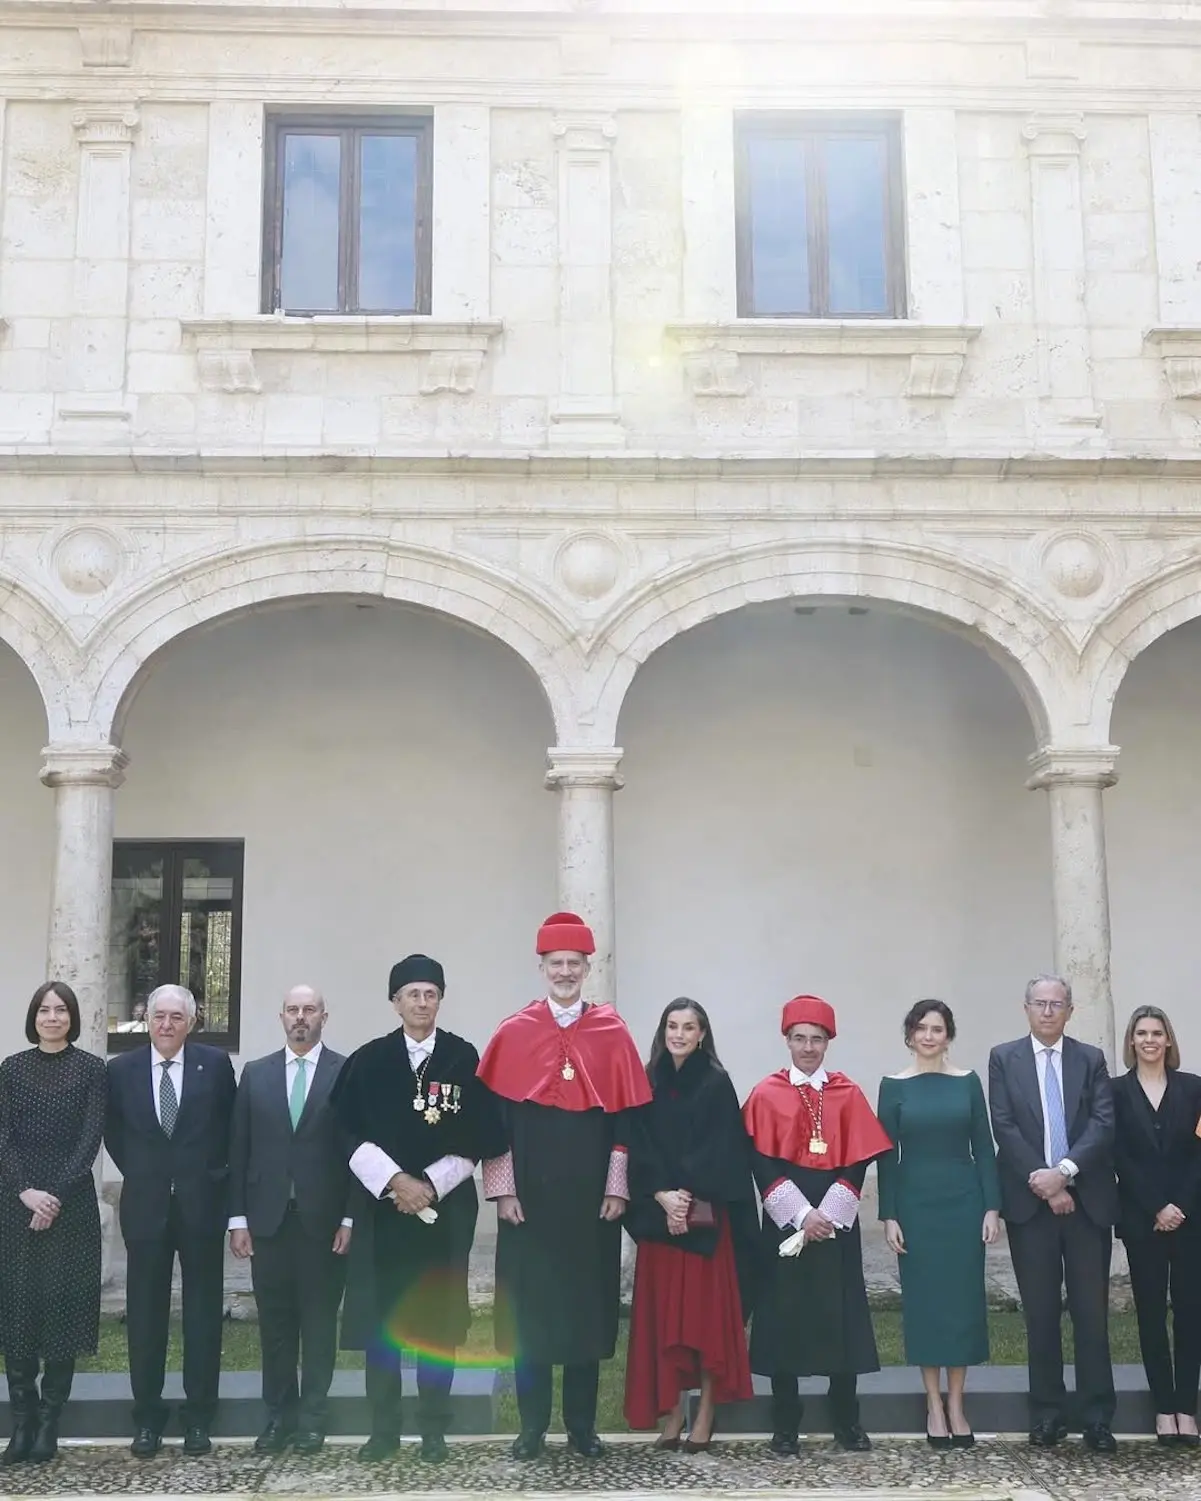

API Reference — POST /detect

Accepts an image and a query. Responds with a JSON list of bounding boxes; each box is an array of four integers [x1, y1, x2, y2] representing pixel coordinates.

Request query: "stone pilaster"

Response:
[[1027, 746, 1119, 1061], [545, 747, 624, 1007], [40, 744, 129, 1057]]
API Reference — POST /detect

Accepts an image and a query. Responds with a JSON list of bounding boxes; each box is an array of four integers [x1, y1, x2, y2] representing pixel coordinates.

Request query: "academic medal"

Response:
[[561, 1060, 576, 1081], [424, 1081, 441, 1124], [447, 1084, 461, 1113], [809, 1137, 829, 1155]]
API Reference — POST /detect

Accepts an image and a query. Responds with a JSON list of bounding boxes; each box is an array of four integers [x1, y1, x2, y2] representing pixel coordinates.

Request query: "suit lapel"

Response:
[[1061, 1037, 1085, 1134], [269, 1050, 291, 1131], [174, 1046, 206, 1134], [295, 1047, 335, 1131], [136, 1049, 163, 1135], [1013, 1039, 1046, 1144]]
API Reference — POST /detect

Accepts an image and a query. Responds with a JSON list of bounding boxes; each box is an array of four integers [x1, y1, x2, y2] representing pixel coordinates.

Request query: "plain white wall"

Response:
[[613, 603, 1053, 1106], [0, 644, 52, 1058]]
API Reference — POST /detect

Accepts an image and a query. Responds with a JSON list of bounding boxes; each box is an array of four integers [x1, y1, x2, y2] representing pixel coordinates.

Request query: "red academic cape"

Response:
[[477, 1000, 652, 1113], [742, 1069, 893, 1175]]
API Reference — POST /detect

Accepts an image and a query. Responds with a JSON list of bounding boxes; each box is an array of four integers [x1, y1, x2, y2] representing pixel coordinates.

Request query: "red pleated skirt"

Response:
[[623, 1210, 753, 1429]]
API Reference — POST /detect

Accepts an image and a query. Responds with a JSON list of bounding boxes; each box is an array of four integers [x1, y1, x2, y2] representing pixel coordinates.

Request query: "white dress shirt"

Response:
[[405, 1028, 438, 1065], [788, 1064, 829, 1091], [151, 1045, 184, 1123], [228, 1041, 352, 1231], [1030, 1033, 1078, 1179], [547, 997, 584, 1028]]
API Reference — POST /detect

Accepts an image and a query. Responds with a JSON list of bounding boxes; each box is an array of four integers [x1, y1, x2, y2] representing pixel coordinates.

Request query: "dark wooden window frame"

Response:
[[262, 112, 434, 316], [734, 112, 907, 319], [107, 839, 245, 1055]]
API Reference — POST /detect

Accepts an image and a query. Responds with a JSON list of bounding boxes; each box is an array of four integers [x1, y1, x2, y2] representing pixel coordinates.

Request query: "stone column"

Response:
[[40, 744, 129, 1057], [545, 747, 624, 1007], [1026, 746, 1119, 1061]]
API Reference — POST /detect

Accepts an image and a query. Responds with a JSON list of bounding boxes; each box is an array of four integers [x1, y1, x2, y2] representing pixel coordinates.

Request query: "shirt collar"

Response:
[[1031, 1034, 1065, 1057], [404, 1028, 438, 1056], [789, 1063, 828, 1089], [151, 1046, 183, 1069], [547, 996, 584, 1022], [286, 1042, 322, 1067]]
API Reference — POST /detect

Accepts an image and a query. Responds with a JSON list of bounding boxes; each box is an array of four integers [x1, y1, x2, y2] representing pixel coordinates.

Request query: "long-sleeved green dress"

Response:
[[876, 1070, 1001, 1367]]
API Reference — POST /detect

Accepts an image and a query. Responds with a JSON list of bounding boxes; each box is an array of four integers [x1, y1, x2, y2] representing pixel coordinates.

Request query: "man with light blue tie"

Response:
[[228, 987, 354, 1455], [989, 974, 1118, 1453]]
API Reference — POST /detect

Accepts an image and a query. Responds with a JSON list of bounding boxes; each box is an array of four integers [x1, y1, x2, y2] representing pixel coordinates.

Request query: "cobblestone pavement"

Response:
[[1, 1437, 1197, 1499]]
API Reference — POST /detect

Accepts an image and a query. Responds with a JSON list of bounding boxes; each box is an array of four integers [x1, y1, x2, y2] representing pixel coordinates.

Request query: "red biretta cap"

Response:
[[781, 994, 837, 1038], [536, 911, 596, 956]]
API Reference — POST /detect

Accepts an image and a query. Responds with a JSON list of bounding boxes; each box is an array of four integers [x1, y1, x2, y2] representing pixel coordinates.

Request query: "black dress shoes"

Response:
[[183, 1426, 212, 1457], [510, 1429, 546, 1460], [357, 1433, 400, 1461], [130, 1428, 163, 1460], [834, 1424, 872, 1452], [420, 1434, 449, 1463], [566, 1429, 606, 1458], [768, 1432, 800, 1457], [254, 1421, 294, 1454], [1029, 1417, 1068, 1447], [292, 1431, 325, 1455], [1082, 1423, 1118, 1453]]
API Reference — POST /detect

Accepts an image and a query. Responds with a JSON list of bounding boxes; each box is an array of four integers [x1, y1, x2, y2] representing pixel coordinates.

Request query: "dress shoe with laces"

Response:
[[834, 1424, 872, 1452], [357, 1433, 399, 1462], [510, 1429, 546, 1460], [292, 1431, 324, 1455], [183, 1426, 212, 1457], [420, 1434, 449, 1464], [768, 1432, 800, 1457], [254, 1421, 294, 1454], [566, 1429, 605, 1458], [1029, 1417, 1068, 1447], [130, 1428, 163, 1460], [1083, 1423, 1118, 1453]]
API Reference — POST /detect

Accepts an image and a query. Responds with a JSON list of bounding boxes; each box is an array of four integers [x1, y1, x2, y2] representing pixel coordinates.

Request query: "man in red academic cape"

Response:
[[478, 913, 652, 1460], [743, 995, 892, 1457]]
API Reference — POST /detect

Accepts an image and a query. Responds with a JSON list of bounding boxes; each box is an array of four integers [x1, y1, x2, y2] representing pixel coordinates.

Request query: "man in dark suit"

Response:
[[988, 973, 1119, 1453], [105, 983, 237, 1458], [228, 985, 353, 1454]]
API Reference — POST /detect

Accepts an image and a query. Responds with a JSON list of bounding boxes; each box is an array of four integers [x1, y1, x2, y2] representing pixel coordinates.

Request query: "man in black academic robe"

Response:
[[743, 994, 892, 1457], [330, 954, 503, 1464], [477, 911, 652, 1460]]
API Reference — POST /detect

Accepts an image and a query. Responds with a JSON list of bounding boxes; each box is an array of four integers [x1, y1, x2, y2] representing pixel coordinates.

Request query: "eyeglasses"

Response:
[[1026, 1000, 1071, 1014]]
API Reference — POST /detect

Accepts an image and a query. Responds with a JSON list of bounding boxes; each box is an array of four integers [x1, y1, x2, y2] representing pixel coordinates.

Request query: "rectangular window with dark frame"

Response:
[[107, 840, 245, 1053], [263, 114, 432, 316], [735, 114, 906, 319]]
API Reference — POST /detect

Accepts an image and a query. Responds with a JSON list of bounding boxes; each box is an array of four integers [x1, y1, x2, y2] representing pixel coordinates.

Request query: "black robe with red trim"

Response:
[[478, 1000, 652, 1365], [743, 1069, 892, 1377]]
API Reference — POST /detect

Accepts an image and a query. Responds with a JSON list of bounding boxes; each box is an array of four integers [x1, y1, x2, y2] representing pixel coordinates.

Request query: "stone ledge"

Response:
[[665, 320, 982, 399], [1144, 326, 1201, 398], [180, 316, 504, 396]]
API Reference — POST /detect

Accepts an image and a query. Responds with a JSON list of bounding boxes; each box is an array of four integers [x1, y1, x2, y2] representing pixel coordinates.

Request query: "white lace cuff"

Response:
[[763, 1177, 812, 1231], [819, 1179, 861, 1230], [604, 1146, 629, 1199], [482, 1151, 516, 1199]]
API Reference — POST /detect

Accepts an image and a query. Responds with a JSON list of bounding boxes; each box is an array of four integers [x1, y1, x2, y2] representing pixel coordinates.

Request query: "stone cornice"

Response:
[[1144, 327, 1201, 400], [666, 321, 981, 399], [40, 744, 130, 789], [1026, 746, 1119, 790], [545, 746, 624, 793]]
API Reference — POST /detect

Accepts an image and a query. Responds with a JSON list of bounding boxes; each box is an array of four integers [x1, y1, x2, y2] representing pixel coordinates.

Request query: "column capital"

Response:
[[1026, 745, 1119, 791], [41, 743, 129, 790], [72, 103, 140, 148], [545, 746, 624, 793]]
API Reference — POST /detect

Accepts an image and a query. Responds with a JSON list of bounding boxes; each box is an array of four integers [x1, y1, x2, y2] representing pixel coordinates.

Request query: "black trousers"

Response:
[[1007, 1202, 1115, 1427], [125, 1200, 225, 1432], [514, 1359, 599, 1435], [365, 1343, 454, 1439], [250, 1206, 347, 1431], [770, 1373, 859, 1435], [1125, 1229, 1201, 1415]]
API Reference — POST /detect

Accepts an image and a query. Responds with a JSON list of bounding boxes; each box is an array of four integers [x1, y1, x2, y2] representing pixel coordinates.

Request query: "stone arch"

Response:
[[0, 573, 74, 740], [588, 539, 1071, 746], [1084, 556, 1201, 740], [75, 539, 581, 744]]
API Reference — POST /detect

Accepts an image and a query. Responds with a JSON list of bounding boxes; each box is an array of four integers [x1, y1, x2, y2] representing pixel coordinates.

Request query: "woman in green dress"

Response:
[[877, 1000, 1001, 1447]]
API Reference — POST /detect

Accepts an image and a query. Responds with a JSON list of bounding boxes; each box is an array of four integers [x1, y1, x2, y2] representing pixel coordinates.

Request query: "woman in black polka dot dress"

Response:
[[0, 982, 106, 1465]]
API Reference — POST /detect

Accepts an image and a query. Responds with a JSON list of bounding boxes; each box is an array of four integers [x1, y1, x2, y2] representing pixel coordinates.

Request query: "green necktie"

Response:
[[289, 1056, 307, 1130]]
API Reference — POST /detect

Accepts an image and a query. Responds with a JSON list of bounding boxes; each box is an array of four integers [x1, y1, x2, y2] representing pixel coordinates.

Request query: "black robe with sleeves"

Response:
[[332, 1027, 504, 1355]]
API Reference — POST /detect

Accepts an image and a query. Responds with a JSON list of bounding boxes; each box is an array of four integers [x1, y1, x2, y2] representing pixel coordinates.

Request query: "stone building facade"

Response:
[[1, 0, 1200, 1108]]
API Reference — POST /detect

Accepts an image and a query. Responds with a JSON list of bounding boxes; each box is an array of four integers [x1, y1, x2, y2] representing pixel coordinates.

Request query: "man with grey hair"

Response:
[[988, 974, 1118, 1453], [105, 984, 237, 1458]]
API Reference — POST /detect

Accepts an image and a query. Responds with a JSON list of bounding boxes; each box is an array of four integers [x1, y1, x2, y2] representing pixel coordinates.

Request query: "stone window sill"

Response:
[[664, 319, 981, 398], [1144, 327, 1201, 399], [180, 315, 504, 396]]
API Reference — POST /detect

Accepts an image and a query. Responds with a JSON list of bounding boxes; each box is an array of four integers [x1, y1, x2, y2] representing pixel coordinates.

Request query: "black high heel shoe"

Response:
[[926, 1428, 952, 1450]]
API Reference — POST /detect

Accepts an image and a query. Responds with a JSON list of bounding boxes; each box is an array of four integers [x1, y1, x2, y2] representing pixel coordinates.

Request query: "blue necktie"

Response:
[[1043, 1048, 1070, 1164]]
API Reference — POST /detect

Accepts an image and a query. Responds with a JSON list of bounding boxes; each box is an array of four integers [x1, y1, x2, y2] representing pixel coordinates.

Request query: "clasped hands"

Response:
[[20, 1187, 60, 1232], [388, 1171, 436, 1215], [1028, 1167, 1075, 1214], [497, 1193, 626, 1226], [655, 1188, 691, 1235]]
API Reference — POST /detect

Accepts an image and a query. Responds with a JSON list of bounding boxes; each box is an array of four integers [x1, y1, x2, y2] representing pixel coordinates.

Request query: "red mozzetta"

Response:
[[477, 1001, 653, 1114], [743, 1070, 893, 1170]]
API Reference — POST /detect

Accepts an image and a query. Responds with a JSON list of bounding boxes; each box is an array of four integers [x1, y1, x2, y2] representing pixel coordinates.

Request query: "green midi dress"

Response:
[[876, 1071, 1001, 1368]]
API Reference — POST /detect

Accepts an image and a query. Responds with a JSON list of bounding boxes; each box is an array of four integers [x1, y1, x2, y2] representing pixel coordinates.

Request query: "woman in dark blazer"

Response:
[[1113, 1005, 1201, 1445]]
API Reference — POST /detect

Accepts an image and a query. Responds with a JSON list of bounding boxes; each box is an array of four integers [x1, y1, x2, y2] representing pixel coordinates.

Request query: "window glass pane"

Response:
[[823, 134, 890, 315], [109, 854, 164, 1034], [178, 857, 237, 1034], [358, 133, 418, 312], [280, 133, 341, 312], [746, 134, 810, 315]]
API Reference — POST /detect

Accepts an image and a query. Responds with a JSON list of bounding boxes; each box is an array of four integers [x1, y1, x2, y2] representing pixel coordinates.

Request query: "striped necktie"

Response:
[[158, 1061, 178, 1138]]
